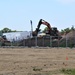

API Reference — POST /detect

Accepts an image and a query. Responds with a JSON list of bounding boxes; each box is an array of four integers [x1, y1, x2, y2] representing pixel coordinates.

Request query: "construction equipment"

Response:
[[32, 19, 61, 39]]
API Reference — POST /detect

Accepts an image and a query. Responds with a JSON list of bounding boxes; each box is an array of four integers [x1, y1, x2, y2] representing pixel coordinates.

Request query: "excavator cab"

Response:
[[52, 27, 57, 31], [51, 27, 58, 35]]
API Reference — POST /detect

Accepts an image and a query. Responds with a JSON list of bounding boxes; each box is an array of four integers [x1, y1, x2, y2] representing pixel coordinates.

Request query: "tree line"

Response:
[[0, 28, 18, 33], [60, 25, 75, 35], [0, 26, 75, 35], [43, 25, 75, 35]]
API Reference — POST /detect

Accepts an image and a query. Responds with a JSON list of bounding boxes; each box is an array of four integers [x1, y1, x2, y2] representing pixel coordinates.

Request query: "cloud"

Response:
[[56, 0, 75, 4]]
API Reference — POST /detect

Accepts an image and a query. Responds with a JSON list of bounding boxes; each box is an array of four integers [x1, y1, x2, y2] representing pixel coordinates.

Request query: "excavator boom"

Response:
[[32, 19, 52, 36], [37, 19, 51, 31]]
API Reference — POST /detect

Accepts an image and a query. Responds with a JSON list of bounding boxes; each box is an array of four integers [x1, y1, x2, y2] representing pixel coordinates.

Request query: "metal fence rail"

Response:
[[0, 36, 75, 48]]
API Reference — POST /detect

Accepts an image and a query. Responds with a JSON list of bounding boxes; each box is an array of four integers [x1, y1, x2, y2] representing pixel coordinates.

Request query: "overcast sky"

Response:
[[0, 0, 75, 31]]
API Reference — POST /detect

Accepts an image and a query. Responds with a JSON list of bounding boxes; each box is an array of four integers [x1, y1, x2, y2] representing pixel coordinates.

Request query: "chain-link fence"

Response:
[[0, 36, 75, 48]]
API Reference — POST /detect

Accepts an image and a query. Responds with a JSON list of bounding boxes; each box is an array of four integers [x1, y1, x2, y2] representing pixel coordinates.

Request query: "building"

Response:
[[3, 31, 31, 42]]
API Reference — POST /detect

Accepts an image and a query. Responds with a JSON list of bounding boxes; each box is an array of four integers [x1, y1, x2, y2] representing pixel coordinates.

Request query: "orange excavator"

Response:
[[32, 19, 61, 39]]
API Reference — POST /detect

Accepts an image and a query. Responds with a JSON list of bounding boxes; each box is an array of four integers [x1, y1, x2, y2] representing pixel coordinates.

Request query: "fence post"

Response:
[[58, 36, 59, 48], [66, 36, 68, 47], [23, 39, 25, 46], [43, 37, 44, 47], [74, 36, 75, 47], [11, 41, 12, 47], [35, 36, 37, 47], [0, 41, 2, 47], [50, 36, 52, 47]]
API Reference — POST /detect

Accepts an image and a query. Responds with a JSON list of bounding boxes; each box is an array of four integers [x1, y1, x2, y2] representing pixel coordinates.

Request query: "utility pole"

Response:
[[30, 20, 33, 37]]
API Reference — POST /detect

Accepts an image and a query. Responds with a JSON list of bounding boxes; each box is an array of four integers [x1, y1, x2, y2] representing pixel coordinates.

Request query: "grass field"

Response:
[[0, 47, 75, 75]]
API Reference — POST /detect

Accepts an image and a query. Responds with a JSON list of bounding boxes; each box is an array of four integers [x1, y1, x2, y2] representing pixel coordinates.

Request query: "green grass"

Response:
[[61, 68, 75, 75], [33, 67, 42, 71]]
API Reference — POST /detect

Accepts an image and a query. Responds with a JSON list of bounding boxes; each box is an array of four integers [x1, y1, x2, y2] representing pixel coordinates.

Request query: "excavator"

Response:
[[32, 19, 61, 39]]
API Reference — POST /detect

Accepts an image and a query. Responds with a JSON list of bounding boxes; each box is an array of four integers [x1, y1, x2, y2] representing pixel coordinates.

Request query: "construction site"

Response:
[[0, 19, 75, 48], [0, 0, 75, 74], [0, 19, 75, 75]]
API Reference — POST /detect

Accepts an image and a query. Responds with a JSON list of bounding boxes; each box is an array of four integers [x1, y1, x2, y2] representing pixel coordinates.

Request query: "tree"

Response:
[[0, 27, 21, 33], [1, 28, 11, 33], [42, 27, 49, 33], [60, 29, 65, 35], [0, 31, 3, 36], [60, 28, 71, 35], [71, 25, 75, 30], [64, 28, 71, 33], [60, 25, 75, 35]]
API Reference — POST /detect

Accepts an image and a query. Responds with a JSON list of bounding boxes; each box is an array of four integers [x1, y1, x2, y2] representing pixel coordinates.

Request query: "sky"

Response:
[[0, 0, 75, 31]]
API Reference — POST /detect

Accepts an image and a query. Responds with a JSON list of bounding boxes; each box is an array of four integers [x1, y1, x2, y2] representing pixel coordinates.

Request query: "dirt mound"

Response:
[[61, 30, 75, 39], [59, 30, 75, 47], [66, 30, 75, 38], [0, 37, 4, 41]]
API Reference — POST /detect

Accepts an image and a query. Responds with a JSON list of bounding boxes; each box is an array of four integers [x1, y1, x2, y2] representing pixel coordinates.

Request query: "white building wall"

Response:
[[3, 31, 31, 42]]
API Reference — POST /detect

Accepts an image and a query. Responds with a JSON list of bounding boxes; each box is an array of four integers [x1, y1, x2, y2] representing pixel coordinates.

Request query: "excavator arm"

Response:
[[32, 19, 52, 36], [37, 19, 51, 32]]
